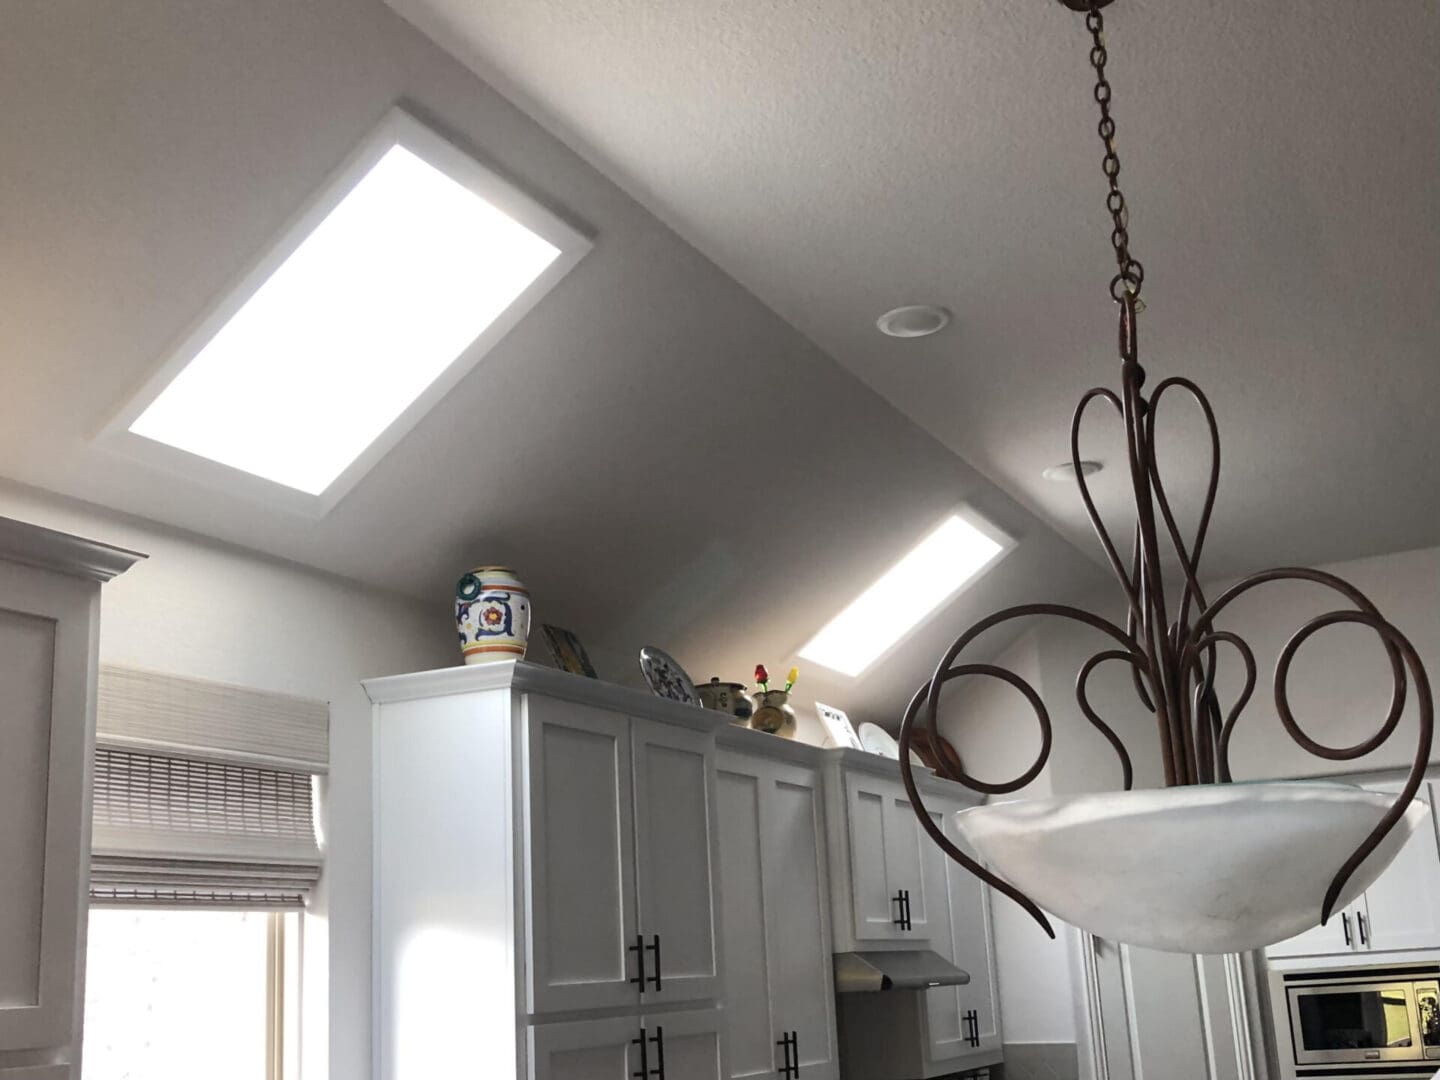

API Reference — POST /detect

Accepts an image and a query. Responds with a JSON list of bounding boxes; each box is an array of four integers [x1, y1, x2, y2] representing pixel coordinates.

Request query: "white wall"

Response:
[[1209, 544, 1440, 781], [0, 480, 451, 1080]]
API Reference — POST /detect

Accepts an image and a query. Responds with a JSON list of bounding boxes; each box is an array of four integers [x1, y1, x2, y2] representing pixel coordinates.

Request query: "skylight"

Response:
[[799, 512, 1011, 677], [115, 109, 589, 506]]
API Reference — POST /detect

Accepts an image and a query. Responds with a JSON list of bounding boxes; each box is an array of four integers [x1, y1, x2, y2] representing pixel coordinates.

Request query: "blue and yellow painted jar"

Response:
[[455, 566, 530, 664]]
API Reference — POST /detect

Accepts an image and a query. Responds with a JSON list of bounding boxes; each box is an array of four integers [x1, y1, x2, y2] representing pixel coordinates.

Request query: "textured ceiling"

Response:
[[0, 0, 1112, 726], [383, 0, 1440, 578]]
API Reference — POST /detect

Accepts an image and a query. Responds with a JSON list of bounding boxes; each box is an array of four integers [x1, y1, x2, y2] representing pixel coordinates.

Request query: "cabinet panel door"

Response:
[[941, 803, 1001, 1054], [715, 765, 776, 1079], [529, 1016, 638, 1080], [844, 776, 903, 942], [1358, 781, 1440, 952], [1264, 906, 1358, 959], [643, 1010, 726, 1080], [632, 719, 721, 1004], [762, 765, 839, 1080], [0, 567, 95, 1053], [882, 789, 933, 939], [525, 697, 639, 1014]]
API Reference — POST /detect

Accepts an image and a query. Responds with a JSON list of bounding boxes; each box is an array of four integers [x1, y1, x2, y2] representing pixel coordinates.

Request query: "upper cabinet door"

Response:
[[715, 763, 777, 1080], [760, 762, 839, 1080], [843, 774, 904, 942], [717, 752, 839, 1080], [882, 787, 934, 939], [524, 696, 640, 1014], [631, 718, 722, 1005], [940, 801, 1002, 1056], [0, 564, 96, 1054], [1265, 905, 1361, 959], [1357, 781, 1440, 953]]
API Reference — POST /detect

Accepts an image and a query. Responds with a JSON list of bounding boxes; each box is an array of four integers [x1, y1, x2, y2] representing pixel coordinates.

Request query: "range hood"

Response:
[[833, 950, 971, 993]]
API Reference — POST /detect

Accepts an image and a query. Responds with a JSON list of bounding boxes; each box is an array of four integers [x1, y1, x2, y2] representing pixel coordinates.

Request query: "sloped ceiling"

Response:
[[380, 0, 1440, 579], [0, 0, 1113, 726]]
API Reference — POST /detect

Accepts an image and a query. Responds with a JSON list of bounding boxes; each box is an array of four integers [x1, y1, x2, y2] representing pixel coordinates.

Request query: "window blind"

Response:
[[97, 665, 329, 773], [91, 667, 328, 908]]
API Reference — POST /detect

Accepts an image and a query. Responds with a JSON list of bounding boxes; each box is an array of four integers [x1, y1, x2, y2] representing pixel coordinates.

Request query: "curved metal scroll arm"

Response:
[[898, 603, 1152, 938], [1183, 568, 1432, 924]]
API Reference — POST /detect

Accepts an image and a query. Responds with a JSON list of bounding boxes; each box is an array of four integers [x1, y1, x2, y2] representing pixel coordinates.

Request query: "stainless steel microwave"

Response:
[[1277, 963, 1440, 1077]]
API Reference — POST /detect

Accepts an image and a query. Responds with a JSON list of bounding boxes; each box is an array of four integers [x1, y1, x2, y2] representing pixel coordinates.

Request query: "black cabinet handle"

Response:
[[1342, 912, 1353, 948], [629, 934, 646, 989], [776, 1031, 798, 1078], [1357, 912, 1369, 946], [649, 1026, 666, 1080], [963, 1010, 980, 1048], [893, 890, 912, 931], [644, 935, 663, 990], [631, 1027, 649, 1080]]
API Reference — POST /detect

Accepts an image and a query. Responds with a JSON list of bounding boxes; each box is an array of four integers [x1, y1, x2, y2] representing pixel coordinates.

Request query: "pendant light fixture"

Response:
[[897, 0, 1433, 954]]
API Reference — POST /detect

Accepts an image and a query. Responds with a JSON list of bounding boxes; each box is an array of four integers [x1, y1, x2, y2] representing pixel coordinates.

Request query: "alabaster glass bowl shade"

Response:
[[954, 782, 1429, 954]]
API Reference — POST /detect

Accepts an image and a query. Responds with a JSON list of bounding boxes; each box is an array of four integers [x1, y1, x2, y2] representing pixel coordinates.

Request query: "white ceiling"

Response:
[[0, 0, 1115, 725], [383, 0, 1440, 578]]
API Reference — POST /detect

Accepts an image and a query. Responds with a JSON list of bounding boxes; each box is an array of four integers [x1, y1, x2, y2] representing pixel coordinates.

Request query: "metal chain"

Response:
[[1085, 3, 1144, 302]]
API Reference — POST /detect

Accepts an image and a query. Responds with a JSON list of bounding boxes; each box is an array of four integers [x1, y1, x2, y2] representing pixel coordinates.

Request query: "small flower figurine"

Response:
[[755, 664, 769, 692], [785, 666, 799, 693]]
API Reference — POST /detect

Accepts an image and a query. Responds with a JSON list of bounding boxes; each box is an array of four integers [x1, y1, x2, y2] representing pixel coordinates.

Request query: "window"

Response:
[[83, 909, 299, 1080], [798, 510, 1014, 676], [82, 667, 328, 1080], [105, 107, 591, 512]]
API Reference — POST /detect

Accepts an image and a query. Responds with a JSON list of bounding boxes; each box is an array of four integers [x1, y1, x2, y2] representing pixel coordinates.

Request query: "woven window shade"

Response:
[[90, 667, 329, 908], [97, 665, 329, 773]]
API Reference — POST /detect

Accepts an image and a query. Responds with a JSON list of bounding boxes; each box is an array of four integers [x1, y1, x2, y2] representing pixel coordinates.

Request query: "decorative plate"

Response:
[[857, 722, 901, 759], [638, 646, 700, 706]]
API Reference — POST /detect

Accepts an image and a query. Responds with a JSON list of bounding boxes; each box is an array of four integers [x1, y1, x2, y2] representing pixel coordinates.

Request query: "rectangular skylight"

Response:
[[115, 108, 589, 506], [799, 512, 1012, 677]]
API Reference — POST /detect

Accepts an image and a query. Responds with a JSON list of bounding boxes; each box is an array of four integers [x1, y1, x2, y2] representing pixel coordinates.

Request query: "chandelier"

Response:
[[897, 0, 1433, 954]]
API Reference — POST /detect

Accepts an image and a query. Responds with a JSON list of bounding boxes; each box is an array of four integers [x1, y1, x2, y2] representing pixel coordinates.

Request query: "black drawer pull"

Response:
[[631, 1027, 649, 1079], [629, 934, 646, 989], [644, 934, 662, 990], [892, 890, 913, 931], [649, 1026, 666, 1080], [776, 1030, 798, 1078]]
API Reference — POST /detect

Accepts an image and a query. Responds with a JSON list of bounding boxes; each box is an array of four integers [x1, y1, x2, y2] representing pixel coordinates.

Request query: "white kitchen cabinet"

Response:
[[922, 794, 1002, 1066], [369, 662, 729, 1080], [0, 518, 141, 1077], [827, 756, 938, 949], [1266, 779, 1440, 959], [525, 698, 639, 1013], [529, 1010, 725, 1080], [525, 696, 720, 1012], [1353, 780, 1440, 952], [716, 740, 839, 1080], [630, 719, 723, 1005]]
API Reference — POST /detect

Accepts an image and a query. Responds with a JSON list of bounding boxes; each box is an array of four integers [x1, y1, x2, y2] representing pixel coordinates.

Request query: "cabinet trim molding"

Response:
[[0, 517, 144, 582]]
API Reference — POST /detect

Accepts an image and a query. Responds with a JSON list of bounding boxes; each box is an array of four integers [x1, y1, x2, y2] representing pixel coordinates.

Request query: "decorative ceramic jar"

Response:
[[455, 566, 530, 664], [696, 678, 755, 723], [750, 690, 798, 739]]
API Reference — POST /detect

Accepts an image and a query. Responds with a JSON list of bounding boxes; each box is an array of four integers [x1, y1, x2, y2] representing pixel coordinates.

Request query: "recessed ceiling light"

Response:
[[877, 304, 952, 339], [109, 108, 591, 510], [798, 510, 1013, 677], [1043, 460, 1103, 482]]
